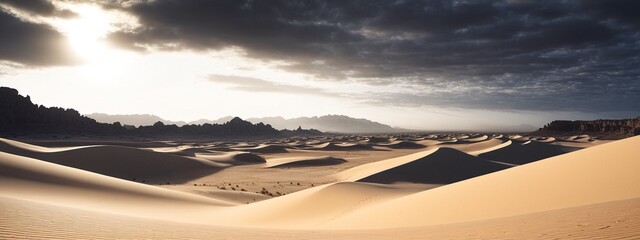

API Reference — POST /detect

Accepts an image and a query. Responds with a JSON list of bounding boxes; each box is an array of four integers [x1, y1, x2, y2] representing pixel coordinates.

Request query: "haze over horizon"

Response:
[[1, 0, 638, 131]]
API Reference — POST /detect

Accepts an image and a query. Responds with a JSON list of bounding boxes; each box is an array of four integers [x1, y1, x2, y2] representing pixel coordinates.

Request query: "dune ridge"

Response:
[[0, 138, 223, 182], [323, 136, 640, 229], [217, 182, 423, 228], [266, 156, 346, 168], [195, 151, 266, 164], [479, 140, 581, 165], [334, 148, 439, 182], [0, 151, 234, 223], [378, 141, 426, 149], [439, 138, 509, 154], [356, 148, 511, 184]]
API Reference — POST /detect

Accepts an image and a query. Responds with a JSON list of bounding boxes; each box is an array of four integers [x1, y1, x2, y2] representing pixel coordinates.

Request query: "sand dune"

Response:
[[219, 182, 423, 228], [265, 156, 346, 168], [366, 136, 391, 143], [286, 141, 310, 148], [1, 134, 636, 239], [232, 144, 289, 153], [149, 145, 215, 157], [0, 151, 234, 223], [0, 138, 224, 182], [334, 148, 439, 182], [479, 140, 581, 165], [434, 136, 457, 142], [565, 134, 592, 142], [161, 185, 271, 204], [532, 136, 556, 143], [229, 142, 259, 148], [551, 140, 611, 148], [0, 137, 86, 152], [323, 136, 640, 229], [459, 135, 488, 142], [2, 194, 637, 239], [308, 142, 377, 151], [356, 148, 510, 184], [456, 135, 469, 139], [195, 151, 266, 164], [415, 139, 444, 146], [377, 140, 426, 149], [466, 140, 512, 156], [438, 138, 510, 154], [508, 134, 522, 139], [26, 139, 178, 148]]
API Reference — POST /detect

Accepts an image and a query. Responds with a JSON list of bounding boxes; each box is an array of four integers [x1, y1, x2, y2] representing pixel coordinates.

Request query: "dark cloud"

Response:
[[97, 0, 639, 113], [0, 0, 56, 16], [0, 9, 79, 66], [0, 0, 76, 17], [108, 0, 363, 59]]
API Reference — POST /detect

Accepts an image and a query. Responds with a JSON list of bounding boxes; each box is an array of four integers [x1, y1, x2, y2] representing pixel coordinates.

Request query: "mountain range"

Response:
[[88, 114, 409, 133]]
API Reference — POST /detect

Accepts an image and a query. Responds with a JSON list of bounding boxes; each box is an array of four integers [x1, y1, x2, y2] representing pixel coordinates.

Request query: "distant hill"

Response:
[[247, 115, 409, 133], [188, 116, 234, 125], [90, 113, 407, 133], [534, 116, 640, 139], [0, 87, 321, 138]]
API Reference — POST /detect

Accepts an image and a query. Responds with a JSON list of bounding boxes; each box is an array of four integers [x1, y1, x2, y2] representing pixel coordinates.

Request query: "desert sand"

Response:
[[1, 134, 638, 239]]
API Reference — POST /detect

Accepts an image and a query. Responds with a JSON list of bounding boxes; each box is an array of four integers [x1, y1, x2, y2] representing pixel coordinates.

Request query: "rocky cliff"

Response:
[[536, 116, 640, 139]]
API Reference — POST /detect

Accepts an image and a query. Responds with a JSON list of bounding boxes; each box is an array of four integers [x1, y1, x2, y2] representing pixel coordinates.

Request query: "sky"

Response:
[[0, 0, 638, 131]]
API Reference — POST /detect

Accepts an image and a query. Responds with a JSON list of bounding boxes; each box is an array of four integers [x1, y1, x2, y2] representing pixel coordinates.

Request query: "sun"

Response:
[[53, 4, 115, 62]]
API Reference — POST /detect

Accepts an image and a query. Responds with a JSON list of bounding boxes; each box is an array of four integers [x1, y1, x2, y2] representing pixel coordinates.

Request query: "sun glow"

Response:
[[57, 5, 110, 61], [49, 3, 139, 63]]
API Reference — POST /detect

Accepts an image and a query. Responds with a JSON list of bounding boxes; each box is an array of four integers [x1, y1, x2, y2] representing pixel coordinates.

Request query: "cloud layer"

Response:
[[0, 7, 78, 66], [2, 0, 639, 114], [207, 74, 335, 97], [106, 0, 640, 113]]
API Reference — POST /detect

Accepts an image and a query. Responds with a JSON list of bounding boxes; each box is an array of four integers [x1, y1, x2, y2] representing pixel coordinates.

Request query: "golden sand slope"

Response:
[[0, 138, 224, 182], [1, 194, 638, 239], [0, 136, 638, 239], [0, 151, 233, 222], [324, 136, 640, 229], [439, 138, 510, 154], [334, 148, 439, 181], [217, 182, 423, 228]]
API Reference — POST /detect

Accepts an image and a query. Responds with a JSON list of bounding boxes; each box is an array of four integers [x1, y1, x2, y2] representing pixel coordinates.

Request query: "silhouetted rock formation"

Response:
[[0, 87, 125, 136], [86, 113, 188, 127], [535, 116, 640, 139], [0, 87, 322, 139]]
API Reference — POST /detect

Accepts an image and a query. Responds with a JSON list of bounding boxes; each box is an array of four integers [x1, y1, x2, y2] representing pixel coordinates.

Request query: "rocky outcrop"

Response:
[[535, 116, 640, 139], [0, 87, 322, 139]]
